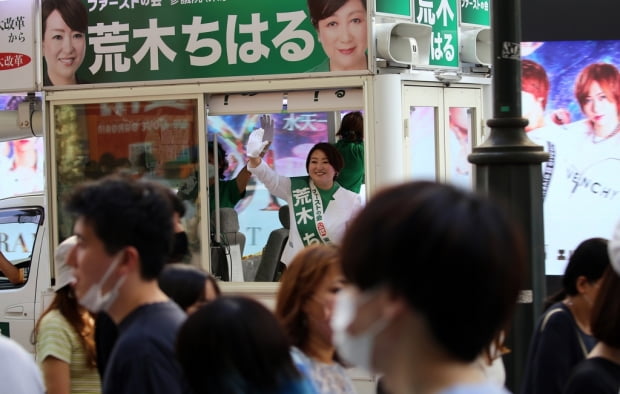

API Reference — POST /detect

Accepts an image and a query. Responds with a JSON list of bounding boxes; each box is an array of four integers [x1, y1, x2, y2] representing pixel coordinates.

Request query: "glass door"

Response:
[[403, 85, 483, 189]]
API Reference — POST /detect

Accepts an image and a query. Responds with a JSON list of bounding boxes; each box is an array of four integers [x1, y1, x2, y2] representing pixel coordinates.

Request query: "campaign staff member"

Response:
[[307, 0, 368, 72], [42, 0, 88, 86], [246, 124, 362, 266]]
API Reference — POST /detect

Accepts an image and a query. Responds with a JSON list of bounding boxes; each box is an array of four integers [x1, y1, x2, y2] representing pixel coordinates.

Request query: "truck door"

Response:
[[0, 199, 47, 353]]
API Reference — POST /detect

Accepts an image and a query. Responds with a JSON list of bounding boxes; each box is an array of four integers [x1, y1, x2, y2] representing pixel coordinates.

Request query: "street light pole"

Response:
[[468, 0, 548, 392]]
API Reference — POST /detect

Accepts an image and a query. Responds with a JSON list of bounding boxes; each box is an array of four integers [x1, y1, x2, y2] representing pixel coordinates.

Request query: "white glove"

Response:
[[246, 128, 269, 158]]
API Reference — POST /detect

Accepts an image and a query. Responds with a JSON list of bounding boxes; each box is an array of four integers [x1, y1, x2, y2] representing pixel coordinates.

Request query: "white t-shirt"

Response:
[[0, 335, 45, 394], [530, 121, 620, 275]]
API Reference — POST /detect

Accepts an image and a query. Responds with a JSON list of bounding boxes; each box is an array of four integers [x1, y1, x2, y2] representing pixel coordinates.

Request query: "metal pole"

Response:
[[468, 0, 548, 392]]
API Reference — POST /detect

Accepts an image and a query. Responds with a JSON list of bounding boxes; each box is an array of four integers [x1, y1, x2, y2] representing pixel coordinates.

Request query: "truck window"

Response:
[[0, 208, 43, 289], [50, 90, 365, 282]]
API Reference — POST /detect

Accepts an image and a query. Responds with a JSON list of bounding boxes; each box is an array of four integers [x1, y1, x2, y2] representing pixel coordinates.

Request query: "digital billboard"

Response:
[[521, 40, 620, 275]]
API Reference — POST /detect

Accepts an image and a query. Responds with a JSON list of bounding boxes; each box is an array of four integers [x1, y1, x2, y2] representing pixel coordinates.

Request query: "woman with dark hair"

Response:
[[334, 111, 364, 194], [35, 236, 101, 394], [564, 266, 620, 394], [42, 0, 88, 86], [332, 181, 526, 394], [275, 244, 357, 394], [158, 264, 221, 314], [306, 0, 368, 72], [521, 238, 610, 394], [247, 125, 362, 267], [176, 296, 316, 394]]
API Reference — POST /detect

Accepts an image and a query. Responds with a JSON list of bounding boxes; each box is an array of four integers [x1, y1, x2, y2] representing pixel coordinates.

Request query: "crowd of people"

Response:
[[1, 106, 619, 394]]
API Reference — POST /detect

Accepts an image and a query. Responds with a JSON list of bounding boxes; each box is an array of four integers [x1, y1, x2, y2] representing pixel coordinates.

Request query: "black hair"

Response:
[[591, 267, 620, 347], [307, 0, 368, 29], [336, 111, 364, 142], [65, 175, 174, 280], [208, 142, 228, 179], [305, 143, 344, 179], [176, 296, 302, 393], [340, 181, 526, 362], [42, 0, 88, 35], [159, 264, 212, 311], [544, 238, 610, 309]]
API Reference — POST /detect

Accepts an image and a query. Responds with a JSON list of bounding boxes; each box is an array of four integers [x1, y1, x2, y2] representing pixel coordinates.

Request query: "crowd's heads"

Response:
[[574, 62, 620, 114], [65, 175, 174, 280], [158, 264, 220, 314], [561, 238, 610, 296], [275, 244, 340, 349], [591, 267, 620, 348], [305, 143, 344, 179], [340, 180, 526, 362], [337, 111, 364, 142], [176, 296, 300, 393]]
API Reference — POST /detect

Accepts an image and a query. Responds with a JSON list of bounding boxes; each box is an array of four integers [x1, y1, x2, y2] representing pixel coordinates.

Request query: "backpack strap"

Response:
[[540, 306, 589, 358], [540, 307, 564, 332]]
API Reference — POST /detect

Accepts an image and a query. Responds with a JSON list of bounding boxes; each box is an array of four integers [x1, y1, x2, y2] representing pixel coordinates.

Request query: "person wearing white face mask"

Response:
[[275, 244, 357, 394], [65, 175, 190, 394], [521, 238, 610, 394], [333, 181, 526, 394]]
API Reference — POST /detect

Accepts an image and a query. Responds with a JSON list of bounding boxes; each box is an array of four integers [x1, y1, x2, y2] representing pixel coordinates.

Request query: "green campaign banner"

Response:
[[375, 0, 412, 18], [41, 0, 370, 87], [413, 0, 459, 68], [460, 0, 490, 27]]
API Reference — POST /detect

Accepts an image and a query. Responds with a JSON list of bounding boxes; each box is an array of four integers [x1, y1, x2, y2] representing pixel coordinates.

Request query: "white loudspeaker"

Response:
[[460, 28, 492, 66], [375, 22, 432, 66]]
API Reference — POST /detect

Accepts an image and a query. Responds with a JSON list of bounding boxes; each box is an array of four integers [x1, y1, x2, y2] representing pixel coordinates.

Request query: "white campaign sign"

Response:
[[0, 0, 37, 92]]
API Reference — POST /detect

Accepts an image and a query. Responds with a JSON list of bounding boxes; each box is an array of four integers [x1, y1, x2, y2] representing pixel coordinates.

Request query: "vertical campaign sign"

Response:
[[41, 0, 371, 87], [460, 0, 490, 27], [413, 0, 459, 68], [0, 0, 36, 92]]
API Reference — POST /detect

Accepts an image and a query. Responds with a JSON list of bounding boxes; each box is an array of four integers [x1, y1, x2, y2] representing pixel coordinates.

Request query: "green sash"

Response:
[[290, 176, 334, 246]]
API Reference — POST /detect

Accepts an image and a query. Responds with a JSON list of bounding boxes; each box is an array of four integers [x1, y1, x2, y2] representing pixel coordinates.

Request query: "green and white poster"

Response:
[[413, 0, 459, 68], [41, 0, 370, 87], [460, 0, 490, 27]]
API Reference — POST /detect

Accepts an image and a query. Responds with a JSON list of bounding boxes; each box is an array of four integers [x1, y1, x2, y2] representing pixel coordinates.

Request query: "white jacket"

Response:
[[249, 161, 362, 265]]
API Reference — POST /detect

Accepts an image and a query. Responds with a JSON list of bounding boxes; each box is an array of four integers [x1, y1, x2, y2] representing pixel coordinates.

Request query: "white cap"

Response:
[[54, 236, 77, 291], [609, 220, 620, 276]]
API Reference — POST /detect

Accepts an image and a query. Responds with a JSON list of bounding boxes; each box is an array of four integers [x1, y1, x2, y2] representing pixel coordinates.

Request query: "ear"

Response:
[[120, 246, 140, 275], [575, 275, 590, 294], [381, 289, 408, 320]]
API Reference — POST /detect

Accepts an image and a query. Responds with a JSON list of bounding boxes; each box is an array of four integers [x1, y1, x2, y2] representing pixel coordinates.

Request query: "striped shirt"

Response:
[[36, 309, 101, 394]]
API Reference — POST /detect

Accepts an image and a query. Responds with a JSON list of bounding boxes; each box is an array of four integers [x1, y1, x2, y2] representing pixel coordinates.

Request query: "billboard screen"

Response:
[[521, 40, 620, 275]]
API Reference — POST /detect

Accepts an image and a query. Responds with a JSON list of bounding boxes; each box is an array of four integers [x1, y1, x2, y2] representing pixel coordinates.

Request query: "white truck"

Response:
[[0, 192, 52, 353]]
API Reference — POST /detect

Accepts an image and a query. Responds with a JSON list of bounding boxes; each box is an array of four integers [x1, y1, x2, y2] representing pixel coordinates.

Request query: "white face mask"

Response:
[[331, 289, 389, 372], [207, 163, 216, 180], [78, 251, 126, 313]]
